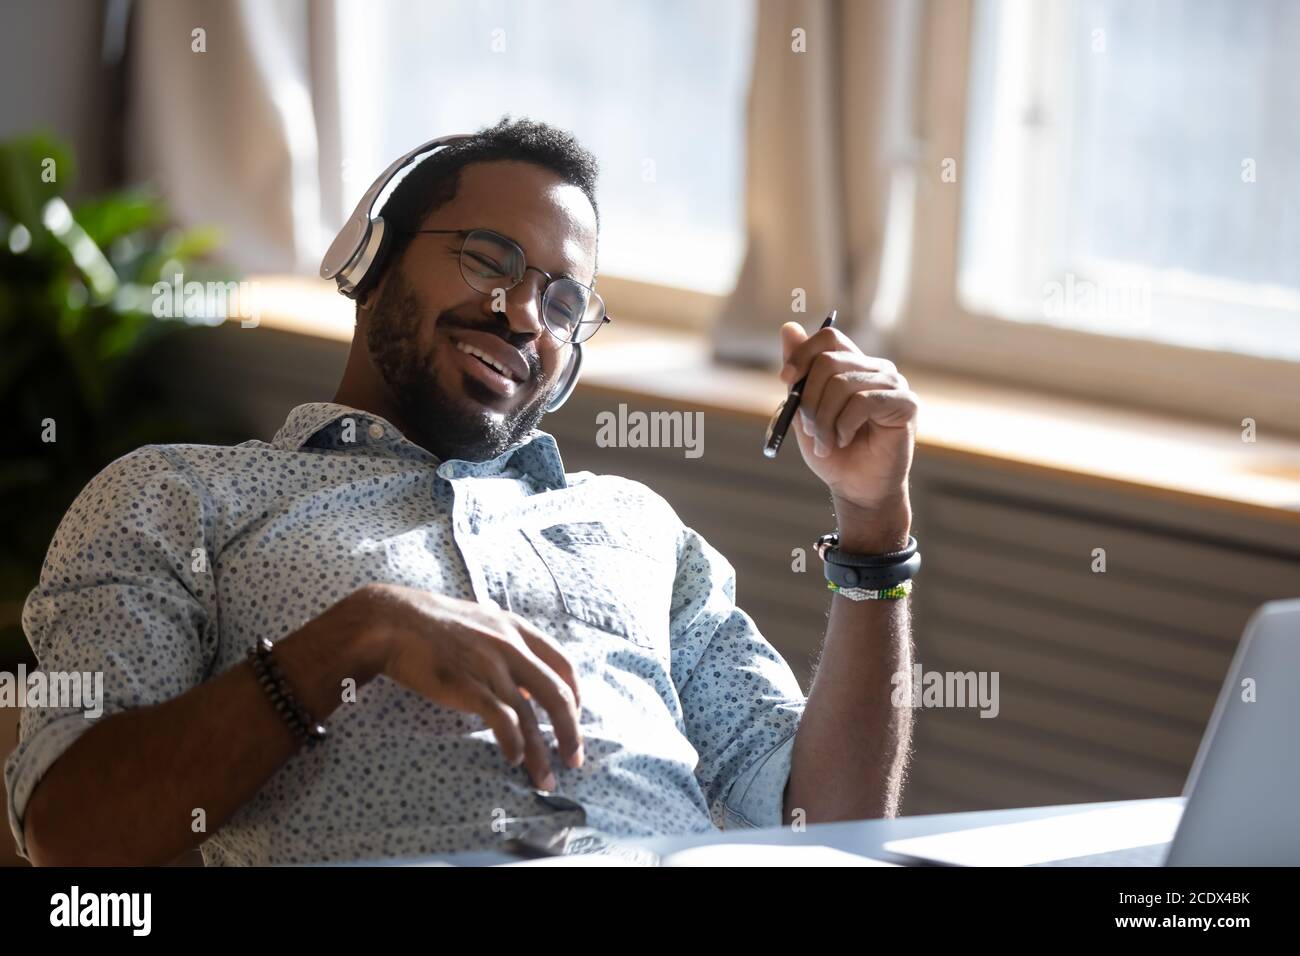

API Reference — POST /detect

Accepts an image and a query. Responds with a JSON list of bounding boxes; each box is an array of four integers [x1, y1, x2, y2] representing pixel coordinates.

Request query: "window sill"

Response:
[[246, 276, 1300, 527]]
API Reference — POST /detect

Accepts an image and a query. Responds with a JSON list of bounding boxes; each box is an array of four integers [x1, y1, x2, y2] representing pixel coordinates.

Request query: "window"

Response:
[[333, 0, 755, 297], [904, 0, 1300, 429], [959, 0, 1300, 362]]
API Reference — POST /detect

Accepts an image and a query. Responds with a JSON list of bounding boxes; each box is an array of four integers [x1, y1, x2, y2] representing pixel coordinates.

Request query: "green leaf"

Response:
[[167, 226, 224, 262], [0, 132, 74, 229], [72, 188, 166, 246]]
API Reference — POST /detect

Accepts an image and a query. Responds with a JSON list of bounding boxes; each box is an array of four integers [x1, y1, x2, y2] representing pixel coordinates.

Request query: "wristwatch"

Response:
[[816, 532, 921, 591]]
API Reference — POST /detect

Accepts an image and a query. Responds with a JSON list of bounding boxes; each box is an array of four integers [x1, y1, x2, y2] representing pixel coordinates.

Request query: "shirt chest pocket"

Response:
[[521, 521, 669, 649]]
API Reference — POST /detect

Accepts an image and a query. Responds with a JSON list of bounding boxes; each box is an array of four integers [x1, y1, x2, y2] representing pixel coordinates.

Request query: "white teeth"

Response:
[[455, 341, 511, 378]]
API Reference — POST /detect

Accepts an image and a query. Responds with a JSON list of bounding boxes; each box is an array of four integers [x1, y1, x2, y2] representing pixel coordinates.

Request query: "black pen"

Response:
[[762, 310, 837, 458]]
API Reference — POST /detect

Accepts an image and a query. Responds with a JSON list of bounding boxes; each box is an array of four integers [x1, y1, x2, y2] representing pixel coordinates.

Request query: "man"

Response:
[[6, 118, 920, 865]]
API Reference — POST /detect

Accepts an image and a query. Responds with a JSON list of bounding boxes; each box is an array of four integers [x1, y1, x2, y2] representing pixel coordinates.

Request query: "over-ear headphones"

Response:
[[320, 134, 583, 413]]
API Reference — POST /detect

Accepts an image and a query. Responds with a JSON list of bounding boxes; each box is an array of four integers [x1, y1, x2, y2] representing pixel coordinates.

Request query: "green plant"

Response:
[[0, 132, 244, 665]]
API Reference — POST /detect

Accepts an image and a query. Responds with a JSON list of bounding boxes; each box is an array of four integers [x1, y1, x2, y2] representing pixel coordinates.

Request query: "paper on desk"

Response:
[[662, 843, 897, 867], [503, 854, 645, 866], [882, 799, 1184, 867], [502, 843, 896, 866]]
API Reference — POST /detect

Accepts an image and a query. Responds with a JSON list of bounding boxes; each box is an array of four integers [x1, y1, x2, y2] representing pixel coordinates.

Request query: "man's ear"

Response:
[[357, 283, 378, 314], [357, 253, 397, 315]]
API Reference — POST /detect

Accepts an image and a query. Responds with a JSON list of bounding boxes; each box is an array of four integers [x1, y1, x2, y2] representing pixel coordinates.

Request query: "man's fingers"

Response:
[[797, 352, 863, 445], [511, 614, 582, 712], [463, 677, 526, 768], [813, 370, 903, 449], [482, 659, 556, 788], [781, 326, 865, 384], [833, 389, 921, 447], [504, 647, 585, 770], [779, 322, 808, 378]]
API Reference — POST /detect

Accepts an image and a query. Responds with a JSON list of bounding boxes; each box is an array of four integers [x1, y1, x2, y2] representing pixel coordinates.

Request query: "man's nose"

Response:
[[479, 274, 547, 338]]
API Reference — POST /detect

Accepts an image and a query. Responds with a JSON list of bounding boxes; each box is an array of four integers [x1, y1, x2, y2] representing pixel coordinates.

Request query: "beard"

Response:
[[365, 268, 555, 462]]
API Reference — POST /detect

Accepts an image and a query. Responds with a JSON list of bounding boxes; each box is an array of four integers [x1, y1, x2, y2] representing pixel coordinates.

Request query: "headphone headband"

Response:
[[320, 133, 473, 289]]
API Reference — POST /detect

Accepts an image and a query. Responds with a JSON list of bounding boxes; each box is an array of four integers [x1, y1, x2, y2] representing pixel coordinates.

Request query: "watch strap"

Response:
[[824, 550, 922, 590], [816, 532, 918, 568]]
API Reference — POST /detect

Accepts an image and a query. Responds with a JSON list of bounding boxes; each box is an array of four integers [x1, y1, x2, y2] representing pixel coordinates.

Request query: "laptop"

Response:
[[883, 598, 1300, 866]]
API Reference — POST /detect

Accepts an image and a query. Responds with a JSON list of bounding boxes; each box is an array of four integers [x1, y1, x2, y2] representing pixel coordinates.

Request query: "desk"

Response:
[[361, 796, 1184, 867]]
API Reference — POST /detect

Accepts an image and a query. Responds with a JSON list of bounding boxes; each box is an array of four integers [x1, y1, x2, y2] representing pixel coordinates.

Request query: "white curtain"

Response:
[[712, 0, 923, 366], [126, 0, 340, 274]]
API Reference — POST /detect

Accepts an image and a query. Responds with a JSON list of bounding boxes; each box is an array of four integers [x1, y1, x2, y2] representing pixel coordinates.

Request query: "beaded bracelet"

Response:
[[826, 578, 913, 601], [247, 637, 327, 746]]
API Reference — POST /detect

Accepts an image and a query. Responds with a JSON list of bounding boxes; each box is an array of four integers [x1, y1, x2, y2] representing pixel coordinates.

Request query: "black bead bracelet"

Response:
[[247, 637, 327, 747]]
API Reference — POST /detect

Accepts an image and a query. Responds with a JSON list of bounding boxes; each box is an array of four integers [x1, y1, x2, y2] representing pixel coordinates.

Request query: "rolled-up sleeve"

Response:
[[669, 527, 806, 830], [4, 446, 218, 859]]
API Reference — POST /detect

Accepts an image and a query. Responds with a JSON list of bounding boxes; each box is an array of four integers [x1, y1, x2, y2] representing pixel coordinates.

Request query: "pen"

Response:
[[762, 310, 837, 458]]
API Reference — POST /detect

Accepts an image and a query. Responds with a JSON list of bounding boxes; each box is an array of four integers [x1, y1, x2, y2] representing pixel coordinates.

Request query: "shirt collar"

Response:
[[270, 402, 568, 489]]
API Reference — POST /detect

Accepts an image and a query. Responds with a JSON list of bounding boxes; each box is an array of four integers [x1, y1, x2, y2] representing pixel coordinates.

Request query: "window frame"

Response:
[[897, 0, 1300, 436]]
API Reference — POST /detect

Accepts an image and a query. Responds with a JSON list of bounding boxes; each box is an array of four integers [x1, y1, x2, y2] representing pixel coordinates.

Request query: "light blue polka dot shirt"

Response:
[[6, 402, 806, 864]]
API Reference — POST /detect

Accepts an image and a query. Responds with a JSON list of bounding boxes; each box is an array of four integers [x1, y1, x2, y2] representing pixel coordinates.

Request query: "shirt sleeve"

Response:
[[4, 446, 219, 860], [669, 525, 807, 830]]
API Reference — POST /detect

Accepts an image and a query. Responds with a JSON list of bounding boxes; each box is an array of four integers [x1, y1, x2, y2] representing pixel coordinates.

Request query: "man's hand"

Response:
[[779, 321, 919, 551], [345, 583, 585, 790]]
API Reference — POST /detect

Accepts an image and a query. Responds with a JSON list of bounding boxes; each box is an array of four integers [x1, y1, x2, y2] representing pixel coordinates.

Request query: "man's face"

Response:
[[363, 159, 598, 462]]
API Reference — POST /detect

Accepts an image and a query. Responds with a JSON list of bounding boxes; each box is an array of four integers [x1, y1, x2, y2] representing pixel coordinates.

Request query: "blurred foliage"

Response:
[[0, 132, 245, 664]]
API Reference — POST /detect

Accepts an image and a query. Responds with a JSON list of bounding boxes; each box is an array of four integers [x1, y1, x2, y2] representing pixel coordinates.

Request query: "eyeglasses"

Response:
[[408, 227, 610, 345]]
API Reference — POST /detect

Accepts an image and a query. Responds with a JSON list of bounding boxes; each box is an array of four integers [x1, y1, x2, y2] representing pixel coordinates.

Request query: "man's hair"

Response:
[[376, 115, 601, 277]]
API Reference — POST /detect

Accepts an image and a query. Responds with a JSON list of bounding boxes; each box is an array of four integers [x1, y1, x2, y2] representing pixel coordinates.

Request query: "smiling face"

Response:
[[357, 159, 599, 461]]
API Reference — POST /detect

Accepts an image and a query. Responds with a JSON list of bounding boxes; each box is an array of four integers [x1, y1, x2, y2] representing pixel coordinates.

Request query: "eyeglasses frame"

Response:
[[403, 227, 611, 345]]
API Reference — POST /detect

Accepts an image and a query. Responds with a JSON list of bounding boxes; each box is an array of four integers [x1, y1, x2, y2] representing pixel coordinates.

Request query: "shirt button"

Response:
[[367, 423, 385, 440]]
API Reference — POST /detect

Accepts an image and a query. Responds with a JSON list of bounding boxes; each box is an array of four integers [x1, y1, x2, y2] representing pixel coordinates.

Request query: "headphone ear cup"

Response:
[[346, 216, 394, 302], [546, 345, 583, 413]]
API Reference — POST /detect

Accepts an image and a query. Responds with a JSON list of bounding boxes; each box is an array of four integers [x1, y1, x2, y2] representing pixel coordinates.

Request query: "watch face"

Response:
[[763, 398, 787, 458]]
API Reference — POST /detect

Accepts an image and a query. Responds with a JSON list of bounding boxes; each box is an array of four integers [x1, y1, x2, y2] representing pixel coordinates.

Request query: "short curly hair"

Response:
[[377, 115, 601, 278]]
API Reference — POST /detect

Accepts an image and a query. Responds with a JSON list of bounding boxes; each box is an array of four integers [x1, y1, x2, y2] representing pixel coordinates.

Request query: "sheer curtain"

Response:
[[712, 0, 923, 366], [126, 0, 339, 274]]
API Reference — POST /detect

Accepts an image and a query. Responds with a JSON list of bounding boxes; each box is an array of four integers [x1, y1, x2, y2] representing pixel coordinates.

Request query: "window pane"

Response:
[[335, 0, 755, 295], [959, 0, 1300, 361]]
